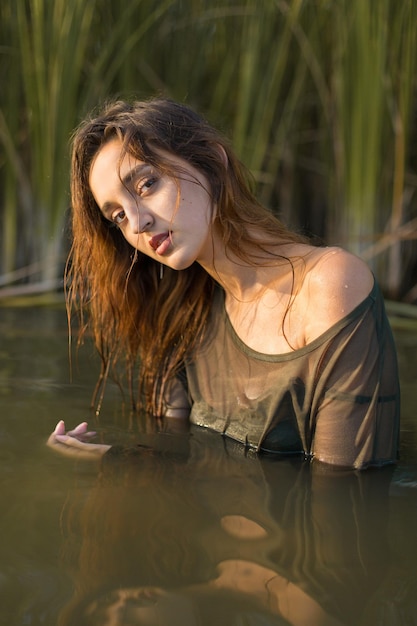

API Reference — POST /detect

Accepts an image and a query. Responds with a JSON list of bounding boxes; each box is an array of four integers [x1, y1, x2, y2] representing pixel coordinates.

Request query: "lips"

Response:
[[149, 233, 171, 255]]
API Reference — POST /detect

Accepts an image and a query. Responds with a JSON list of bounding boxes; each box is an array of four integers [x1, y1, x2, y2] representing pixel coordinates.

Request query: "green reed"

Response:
[[319, 0, 417, 293], [0, 0, 98, 286], [0, 0, 416, 299], [0, 0, 173, 288]]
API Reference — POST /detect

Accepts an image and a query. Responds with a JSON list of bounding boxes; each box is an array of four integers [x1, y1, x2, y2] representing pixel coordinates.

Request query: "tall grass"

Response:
[[329, 1, 389, 256], [380, 0, 417, 297], [0, 0, 173, 290], [15, 0, 99, 284], [0, 0, 416, 299], [323, 0, 417, 293], [0, 3, 28, 278]]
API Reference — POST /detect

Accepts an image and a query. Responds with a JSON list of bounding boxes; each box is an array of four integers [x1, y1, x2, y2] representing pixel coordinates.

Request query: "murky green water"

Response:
[[0, 306, 416, 626]]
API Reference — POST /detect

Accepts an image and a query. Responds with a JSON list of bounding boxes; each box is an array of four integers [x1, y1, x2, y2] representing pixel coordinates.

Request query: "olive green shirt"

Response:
[[186, 282, 400, 469]]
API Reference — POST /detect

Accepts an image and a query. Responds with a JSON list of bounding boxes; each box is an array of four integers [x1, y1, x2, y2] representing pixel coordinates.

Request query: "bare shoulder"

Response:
[[300, 246, 374, 343], [305, 246, 374, 299]]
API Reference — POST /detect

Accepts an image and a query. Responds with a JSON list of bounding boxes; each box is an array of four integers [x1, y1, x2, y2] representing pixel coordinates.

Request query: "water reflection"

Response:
[[1, 306, 417, 625], [57, 428, 398, 626]]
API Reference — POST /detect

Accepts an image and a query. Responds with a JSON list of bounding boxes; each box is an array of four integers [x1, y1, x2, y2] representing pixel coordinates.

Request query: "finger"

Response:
[[67, 431, 97, 441], [67, 422, 88, 435], [55, 435, 87, 448], [47, 425, 66, 447], [55, 436, 105, 451], [67, 423, 97, 440], [54, 420, 66, 435], [53, 436, 111, 459]]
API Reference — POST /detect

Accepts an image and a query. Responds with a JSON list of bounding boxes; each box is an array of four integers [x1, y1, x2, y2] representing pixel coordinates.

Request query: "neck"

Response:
[[197, 231, 298, 301]]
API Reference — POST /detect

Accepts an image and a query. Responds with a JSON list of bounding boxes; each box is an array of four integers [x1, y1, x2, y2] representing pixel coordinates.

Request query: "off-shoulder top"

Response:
[[185, 282, 400, 469]]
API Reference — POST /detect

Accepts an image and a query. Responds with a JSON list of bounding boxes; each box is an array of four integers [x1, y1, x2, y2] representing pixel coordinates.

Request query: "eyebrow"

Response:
[[121, 163, 151, 186], [101, 201, 116, 219], [99, 163, 151, 218]]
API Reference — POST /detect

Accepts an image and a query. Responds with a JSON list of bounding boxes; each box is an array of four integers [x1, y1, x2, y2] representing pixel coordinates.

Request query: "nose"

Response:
[[126, 204, 153, 234]]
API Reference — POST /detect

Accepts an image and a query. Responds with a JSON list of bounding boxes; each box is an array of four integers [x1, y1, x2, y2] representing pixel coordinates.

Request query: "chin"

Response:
[[164, 256, 196, 271]]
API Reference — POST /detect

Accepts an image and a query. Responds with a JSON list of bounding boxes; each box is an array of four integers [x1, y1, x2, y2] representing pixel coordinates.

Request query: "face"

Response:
[[89, 139, 214, 270], [85, 587, 199, 626]]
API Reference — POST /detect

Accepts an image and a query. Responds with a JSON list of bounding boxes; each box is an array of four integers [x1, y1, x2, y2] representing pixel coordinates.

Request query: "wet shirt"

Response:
[[185, 282, 400, 469]]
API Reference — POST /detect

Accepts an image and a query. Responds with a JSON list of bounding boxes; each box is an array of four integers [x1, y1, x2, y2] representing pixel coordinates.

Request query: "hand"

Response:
[[47, 420, 111, 460]]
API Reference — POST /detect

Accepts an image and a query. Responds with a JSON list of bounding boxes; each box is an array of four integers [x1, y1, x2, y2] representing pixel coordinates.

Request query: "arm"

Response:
[[162, 375, 191, 432], [47, 420, 111, 460], [303, 250, 399, 468], [47, 377, 191, 460]]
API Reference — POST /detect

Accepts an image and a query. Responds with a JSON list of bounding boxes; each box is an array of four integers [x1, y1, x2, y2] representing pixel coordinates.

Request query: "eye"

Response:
[[137, 176, 158, 196], [111, 209, 126, 225]]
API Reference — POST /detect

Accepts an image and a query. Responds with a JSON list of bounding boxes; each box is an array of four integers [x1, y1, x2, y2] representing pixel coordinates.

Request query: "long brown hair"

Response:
[[68, 98, 305, 415]]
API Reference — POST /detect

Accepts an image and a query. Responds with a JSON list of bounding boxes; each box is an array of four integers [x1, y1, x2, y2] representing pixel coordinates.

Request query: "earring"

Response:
[[159, 263, 164, 280]]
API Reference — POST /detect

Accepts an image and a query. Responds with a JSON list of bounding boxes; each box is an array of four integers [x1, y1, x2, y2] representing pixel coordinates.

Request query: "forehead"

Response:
[[88, 140, 153, 210], [89, 139, 204, 194], [89, 139, 142, 184], [88, 138, 191, 184]]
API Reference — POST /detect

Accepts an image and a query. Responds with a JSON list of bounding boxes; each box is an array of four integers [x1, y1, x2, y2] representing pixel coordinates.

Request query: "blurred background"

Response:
[[0, 0, 416, 305]]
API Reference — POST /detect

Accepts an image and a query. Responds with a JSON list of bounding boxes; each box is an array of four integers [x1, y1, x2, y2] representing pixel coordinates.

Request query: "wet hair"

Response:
[[68, 97, 306, 415]]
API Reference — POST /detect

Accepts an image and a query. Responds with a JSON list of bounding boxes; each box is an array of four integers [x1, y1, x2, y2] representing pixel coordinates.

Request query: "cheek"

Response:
[[113, 225, 140, 252], [182, 192, 213, 225], [125, 232, 146, 252]]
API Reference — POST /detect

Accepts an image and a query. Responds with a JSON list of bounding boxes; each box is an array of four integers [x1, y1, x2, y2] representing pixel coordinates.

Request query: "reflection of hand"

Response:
[[47, 420, 111, 460]]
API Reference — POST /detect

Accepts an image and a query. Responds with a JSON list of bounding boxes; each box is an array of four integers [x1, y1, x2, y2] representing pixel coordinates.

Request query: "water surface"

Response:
[[0, 306, 416, 625]]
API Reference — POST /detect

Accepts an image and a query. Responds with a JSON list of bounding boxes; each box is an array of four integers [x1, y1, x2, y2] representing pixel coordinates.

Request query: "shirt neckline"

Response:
[[220, 280, 377, 363]]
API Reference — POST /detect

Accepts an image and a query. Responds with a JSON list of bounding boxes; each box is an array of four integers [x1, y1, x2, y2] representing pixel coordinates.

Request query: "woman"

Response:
[[48, 97, 400, 469]]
